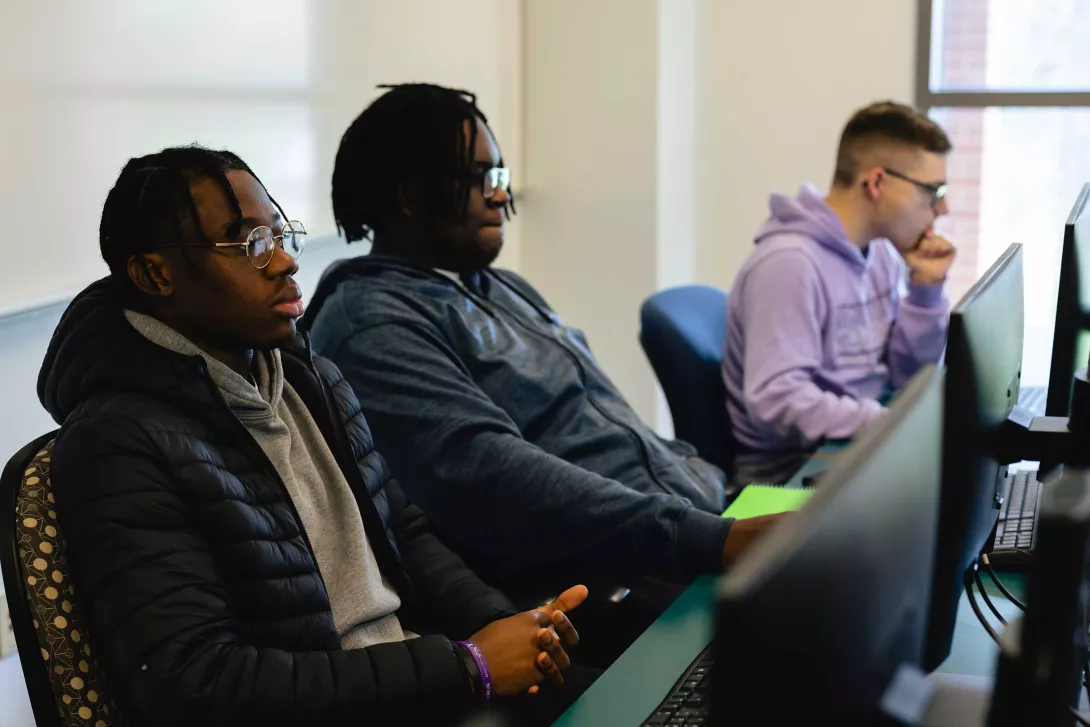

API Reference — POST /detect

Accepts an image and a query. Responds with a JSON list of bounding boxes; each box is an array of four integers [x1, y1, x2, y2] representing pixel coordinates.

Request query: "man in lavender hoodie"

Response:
[[723, 101, 955, 462]]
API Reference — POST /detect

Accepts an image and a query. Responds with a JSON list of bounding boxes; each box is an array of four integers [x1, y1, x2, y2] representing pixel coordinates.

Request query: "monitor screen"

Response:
[[712, 365, 943, 724], [926, 243, 1024, 670], [1046, 183, 1090, 418]]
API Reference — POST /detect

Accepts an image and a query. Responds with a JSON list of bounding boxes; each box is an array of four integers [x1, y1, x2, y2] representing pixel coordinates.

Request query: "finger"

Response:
[[537, 650, 565, 687], [551, 609, 580, 647], [539, 627, 572, 671], [914, 236, 942, 255], [540, 584, 589, 615], [924, 236, 955, 255], [530, 610, 552, 629]]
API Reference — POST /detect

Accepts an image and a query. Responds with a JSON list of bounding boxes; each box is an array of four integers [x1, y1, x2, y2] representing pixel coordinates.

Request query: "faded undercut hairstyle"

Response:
[[832, 101, 953, 188]]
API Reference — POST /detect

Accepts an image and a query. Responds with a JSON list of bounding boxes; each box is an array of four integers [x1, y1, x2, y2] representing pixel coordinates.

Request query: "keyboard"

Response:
[[641, 644, 714, 725], [987, 469, 1041, 571]]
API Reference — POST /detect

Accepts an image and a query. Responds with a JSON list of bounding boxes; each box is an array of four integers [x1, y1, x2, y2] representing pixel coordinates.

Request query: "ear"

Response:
[[860, 167, 885, 201], [126, 253, 174, 298], [397, 180, 422, 218]]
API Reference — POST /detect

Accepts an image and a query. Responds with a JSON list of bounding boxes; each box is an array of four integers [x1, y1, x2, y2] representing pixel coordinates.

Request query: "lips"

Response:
[[273, 299, 304, 318], [271, 285, 304, 318]]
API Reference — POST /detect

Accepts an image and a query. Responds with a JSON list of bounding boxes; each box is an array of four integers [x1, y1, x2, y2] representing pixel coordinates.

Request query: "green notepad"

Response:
[[721, 485, 815, 519]]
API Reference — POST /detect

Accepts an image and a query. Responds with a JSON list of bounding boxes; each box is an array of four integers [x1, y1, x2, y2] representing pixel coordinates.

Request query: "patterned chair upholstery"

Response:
[[14, 439, 118, 726]]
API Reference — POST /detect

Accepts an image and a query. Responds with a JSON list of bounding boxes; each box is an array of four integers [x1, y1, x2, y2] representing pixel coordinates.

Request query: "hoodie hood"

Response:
[[38, 278, 210, 424], [755, 184, 868, 270], [298, 254, 493, 332], [39, 278, 304, 425], [124, 309, 285, 426]]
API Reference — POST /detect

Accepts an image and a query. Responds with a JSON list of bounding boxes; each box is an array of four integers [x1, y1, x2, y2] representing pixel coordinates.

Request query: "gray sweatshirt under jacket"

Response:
[[125, 310, 411, 649]]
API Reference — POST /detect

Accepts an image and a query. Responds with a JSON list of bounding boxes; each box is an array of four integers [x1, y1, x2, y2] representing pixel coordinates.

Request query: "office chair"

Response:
[[1, 432, 118, 727], [639, 285, 734, 471]]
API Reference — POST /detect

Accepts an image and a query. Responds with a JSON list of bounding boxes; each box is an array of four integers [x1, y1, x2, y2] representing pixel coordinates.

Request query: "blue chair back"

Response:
[[639, 286, 733, 470]]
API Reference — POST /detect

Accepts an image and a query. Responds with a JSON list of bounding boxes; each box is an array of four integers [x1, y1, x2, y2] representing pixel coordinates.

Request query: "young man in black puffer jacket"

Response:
[[37, 146, 588, 727]]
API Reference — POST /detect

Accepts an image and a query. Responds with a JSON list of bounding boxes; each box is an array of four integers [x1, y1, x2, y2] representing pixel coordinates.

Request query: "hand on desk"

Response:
[[471, 584, 588, 696], [722, 513, 785, 568]]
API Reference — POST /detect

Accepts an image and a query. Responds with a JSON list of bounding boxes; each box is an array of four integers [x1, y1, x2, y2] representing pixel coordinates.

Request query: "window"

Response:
[[919, 0, 1090, 386]]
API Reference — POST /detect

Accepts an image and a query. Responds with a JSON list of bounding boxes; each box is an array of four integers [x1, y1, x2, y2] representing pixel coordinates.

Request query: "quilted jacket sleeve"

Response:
[[53, 411, 477, 727], [389, 486, 518, 639]]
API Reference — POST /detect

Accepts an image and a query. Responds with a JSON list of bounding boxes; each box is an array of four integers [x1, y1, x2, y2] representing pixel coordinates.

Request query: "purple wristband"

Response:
[[458, 640, 493, 701]]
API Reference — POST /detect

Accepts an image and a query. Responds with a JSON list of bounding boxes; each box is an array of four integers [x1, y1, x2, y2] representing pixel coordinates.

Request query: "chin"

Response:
[[263, 319, 298, 350], [476, 231, 505, 267]]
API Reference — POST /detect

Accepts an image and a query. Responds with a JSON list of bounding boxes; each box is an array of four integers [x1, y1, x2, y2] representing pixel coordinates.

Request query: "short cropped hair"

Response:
[[832, 101, 952, 187]]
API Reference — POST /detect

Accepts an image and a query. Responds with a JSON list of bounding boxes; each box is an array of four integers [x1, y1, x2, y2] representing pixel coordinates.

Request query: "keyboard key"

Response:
[[668, 718, 687, 725], [645, 714, 669, 725], [686, 694, 706, 707], [1026, 482, 1040, 515], [683, 681, 701, 691]]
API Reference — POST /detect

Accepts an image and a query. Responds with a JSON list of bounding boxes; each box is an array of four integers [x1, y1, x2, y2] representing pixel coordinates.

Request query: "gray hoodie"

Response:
[[302, 256, 734, 588], [125, 310, 409, 649]]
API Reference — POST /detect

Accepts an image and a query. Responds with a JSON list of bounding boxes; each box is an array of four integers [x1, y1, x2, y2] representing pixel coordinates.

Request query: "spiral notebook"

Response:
[[721, 484, 814, 519]]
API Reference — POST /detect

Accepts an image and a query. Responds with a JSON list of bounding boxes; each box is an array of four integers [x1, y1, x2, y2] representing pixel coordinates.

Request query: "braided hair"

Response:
[[332, 83, 515, 243], [99, 145, 283, 302]]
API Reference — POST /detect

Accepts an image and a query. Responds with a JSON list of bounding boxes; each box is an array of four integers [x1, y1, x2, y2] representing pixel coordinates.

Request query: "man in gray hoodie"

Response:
[[302, 84, 779, 663]]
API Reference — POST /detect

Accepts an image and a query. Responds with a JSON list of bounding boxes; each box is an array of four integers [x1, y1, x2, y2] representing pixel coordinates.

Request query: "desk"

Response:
[[553, 447, 1024, 726]]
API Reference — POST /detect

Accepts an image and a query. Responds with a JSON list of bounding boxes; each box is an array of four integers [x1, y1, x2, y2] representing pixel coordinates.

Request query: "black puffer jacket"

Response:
[[37, 279, 517, 727]]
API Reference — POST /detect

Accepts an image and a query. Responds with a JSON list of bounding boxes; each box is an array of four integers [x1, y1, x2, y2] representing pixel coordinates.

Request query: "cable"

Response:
[[965, 572, 1002, 645], [1072, 707, 1090, 726], [981, 553, 1027, 611], [974, 566, 1008, 626]]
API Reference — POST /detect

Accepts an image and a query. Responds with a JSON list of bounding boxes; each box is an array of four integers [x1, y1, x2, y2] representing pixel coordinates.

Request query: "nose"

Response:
[[490, 183, 512, 207], [934, 196, 950, 218], [265, 242, 299, 278]]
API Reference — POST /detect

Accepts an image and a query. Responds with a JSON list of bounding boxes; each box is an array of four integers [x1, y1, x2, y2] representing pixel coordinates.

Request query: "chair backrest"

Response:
[[639, 286, 734, 471], [1, 432, 119, 727]]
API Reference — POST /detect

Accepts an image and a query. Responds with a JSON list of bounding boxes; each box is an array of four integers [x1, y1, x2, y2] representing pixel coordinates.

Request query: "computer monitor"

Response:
[[711, 365, 943, 725], [1046, 183, 1090, 418], [925, 243, 1025, 670], [987, 468, 1090, 727]]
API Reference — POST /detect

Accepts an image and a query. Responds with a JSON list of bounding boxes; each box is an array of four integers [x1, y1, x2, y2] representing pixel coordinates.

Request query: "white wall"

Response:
[[520, 0, 917, 427], [523, 0, 663, 423], [0, 0, 523, 314], [694, 0, 917, 289]]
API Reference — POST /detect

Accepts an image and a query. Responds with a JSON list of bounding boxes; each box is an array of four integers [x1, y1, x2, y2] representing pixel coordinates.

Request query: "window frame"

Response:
[[915, 0, 1090, 109]]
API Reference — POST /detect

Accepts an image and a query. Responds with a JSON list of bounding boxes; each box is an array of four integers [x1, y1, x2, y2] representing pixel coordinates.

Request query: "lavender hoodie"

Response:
[[722, 185, 949, 451]]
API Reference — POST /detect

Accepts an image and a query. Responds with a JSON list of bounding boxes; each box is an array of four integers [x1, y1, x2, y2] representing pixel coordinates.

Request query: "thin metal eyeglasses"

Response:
[[882, 168, 947, 210], [156, 220, 307, 269]]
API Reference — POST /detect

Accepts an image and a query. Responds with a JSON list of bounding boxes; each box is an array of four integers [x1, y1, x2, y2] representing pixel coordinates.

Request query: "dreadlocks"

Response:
[[332, 83, 514, 243], [99, 145, 283, 302]]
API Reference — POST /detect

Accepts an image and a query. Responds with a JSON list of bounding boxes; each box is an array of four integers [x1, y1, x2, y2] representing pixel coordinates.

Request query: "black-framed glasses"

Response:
[[882, 168, 948, 210], [466, 166, 511, 199], [211, 220, 307, 269]]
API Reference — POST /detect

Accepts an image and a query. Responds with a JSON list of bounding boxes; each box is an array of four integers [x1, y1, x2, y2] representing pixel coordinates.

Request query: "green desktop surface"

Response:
[[553, 441, 1019, 726]]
